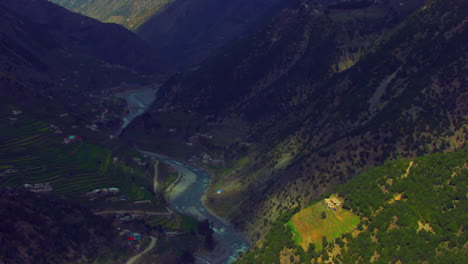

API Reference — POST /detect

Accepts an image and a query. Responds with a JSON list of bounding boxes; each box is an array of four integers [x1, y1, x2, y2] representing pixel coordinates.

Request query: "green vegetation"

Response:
[[0, 105, 157, 203], [288, 198, 360, 251], [236, 149, 468, 263], [334, 149, 468, 263]]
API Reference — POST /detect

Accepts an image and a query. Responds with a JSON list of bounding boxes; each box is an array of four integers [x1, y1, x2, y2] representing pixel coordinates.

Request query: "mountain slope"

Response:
[[236, 148, 468, 263], [0, 188, 126, 264], [50, 0, 174, 31], [123, 0, 467, 242], [2, 0, 161, 75], [52, 0, 293, 71], [0, 0, 163, 129]]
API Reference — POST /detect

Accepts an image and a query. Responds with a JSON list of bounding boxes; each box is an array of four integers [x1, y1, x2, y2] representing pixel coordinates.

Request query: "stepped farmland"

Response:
[[0, 105, 155, 202]]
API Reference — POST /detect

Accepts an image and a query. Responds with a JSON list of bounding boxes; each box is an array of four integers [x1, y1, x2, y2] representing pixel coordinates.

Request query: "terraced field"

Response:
[[146, 215, 179, 230], [0, 105, 154, 201], [288, 196, 360, 251]]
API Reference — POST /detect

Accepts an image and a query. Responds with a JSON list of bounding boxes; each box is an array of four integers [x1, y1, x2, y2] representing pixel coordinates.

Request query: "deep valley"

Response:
[[0, 0, 466, 263]]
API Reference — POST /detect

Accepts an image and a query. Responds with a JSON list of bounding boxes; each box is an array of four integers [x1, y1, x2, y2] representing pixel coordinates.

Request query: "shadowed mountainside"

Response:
[[123, 0, 467, 242], [2, 0, 162, 75], [51, 0, 293, 71], [50, 0, 175, 31], [0, 188, 127, 264], [0, 0, 163, 125]]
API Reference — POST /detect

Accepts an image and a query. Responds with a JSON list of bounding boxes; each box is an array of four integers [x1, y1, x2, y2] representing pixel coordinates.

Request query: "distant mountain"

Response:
[[3, 0, 161, 75], [51, 0, 293, 71], [49, 0, 175, 31], [123, 0, 467, 242], [0, 0, 162, 123]]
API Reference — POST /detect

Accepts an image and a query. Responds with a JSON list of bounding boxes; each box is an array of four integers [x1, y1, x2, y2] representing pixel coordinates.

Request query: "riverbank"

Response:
[[138, 149, 250, 263], [113, 87, 158, 136], [165, 163, 197, 202], [200, 185, 231, 226]]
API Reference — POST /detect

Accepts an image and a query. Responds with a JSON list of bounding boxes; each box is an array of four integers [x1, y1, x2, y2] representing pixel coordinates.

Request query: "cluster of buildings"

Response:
[[23, 183, 53, 193], [186, 133, 214, 147], [132, 157, 148, 167], [62, 135, 83, 144], [9, 109, 22, 121], [86, 123, 98, 131], [201, 153, 223, 165], [156, 103, 178, 113], [125, 231, 142, 241], [187, 153, 224, 165], [84, 187, 120, 197], [49, 124, 62, 134], [116, 213, 133, 222], [0, 168, 16, 177]]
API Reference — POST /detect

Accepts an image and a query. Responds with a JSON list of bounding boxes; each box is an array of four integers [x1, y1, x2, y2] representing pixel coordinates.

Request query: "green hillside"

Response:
[[0, 104, 155, 202], [236, 148, 468, 263], [288, 195, 360, 251]]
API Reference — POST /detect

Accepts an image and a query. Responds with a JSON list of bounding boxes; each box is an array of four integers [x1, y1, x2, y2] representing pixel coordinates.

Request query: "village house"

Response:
[[63, 135, 82, 144], [0, 169, 16, 177], [24, 183, 53, 193], [108, 187, 119, 194], [86, 123, 98, 131], [132, 157, 147, 166], [117, 213, 132, 222], [133, 200, 152, 205], [324, 197, 341, 209], [85, 187, 119, 197]]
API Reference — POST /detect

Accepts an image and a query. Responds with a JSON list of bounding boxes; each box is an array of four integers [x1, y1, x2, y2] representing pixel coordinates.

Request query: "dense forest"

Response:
[[0, 189, 127, 264], [236, 148, 467, 263]]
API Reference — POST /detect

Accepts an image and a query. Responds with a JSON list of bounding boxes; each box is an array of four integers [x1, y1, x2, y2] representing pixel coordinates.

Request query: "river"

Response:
[[113, 85, 157, 136], [114, 87, 250, 264]]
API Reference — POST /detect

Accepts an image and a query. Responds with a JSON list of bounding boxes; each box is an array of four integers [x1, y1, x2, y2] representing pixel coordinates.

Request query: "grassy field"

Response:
[[288, 196, 360, 251]]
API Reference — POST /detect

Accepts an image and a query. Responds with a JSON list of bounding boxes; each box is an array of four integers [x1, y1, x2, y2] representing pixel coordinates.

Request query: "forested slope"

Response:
[[236, 148, 468, 263]]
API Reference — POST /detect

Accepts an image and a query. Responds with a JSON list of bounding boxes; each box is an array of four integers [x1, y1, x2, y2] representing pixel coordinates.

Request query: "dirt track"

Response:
[[126, 236, 157, 264]]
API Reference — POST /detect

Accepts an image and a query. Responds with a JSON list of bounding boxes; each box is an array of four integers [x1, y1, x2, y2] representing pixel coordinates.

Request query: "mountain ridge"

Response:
[[51, 0, 293, 71]]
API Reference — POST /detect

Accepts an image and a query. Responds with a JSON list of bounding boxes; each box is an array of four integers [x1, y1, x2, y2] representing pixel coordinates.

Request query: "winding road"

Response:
[[126, 236, 157, 264]]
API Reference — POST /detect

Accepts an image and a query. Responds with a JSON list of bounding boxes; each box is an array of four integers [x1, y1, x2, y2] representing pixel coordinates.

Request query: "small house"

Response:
[[324, 197, 342, 209], [109, 187, 119, 194], [133, 233, 142, 240], [324, 199, 338, 208]]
